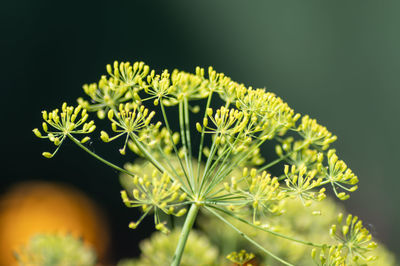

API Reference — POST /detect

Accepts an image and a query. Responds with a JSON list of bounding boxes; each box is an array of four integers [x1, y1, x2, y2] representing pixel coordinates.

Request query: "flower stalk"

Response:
[[171, 203, 200, 266]]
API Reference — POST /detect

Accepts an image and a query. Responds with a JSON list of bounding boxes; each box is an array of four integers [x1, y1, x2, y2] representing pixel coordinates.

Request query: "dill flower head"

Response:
[[15, 233, 96, 266], [117, 229, 219, 266], [226, 249, 255, 266], [329, 213, 378, 263], [33, 60, 387, 266], [311, 245, 346, 266], [121, 170, 187, 233], [283, 165, 326, 206], [33, 103, 95, 158]]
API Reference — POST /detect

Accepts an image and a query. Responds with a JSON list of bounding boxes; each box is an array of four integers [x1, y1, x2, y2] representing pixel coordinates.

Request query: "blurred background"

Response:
[[1, 0, 399, 263]]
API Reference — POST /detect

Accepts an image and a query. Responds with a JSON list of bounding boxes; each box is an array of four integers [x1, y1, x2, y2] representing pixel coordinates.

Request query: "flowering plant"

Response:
[[34, 61, 380, 265]]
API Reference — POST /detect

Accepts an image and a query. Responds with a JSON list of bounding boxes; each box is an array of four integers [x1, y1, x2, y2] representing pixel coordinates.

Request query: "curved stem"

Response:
[[171, 204, 200, 266], [206, 206, 294, 266], [68, 134, 135, 177], [128, 133, 166, 173], [208, 204, 324, 248]]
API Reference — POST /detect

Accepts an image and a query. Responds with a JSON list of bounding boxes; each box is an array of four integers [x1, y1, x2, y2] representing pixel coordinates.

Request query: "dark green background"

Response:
[[2, 0, 399, 262]]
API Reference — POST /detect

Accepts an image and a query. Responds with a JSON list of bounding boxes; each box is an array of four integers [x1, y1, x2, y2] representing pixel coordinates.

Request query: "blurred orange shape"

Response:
[[0, 181, 110, 265]]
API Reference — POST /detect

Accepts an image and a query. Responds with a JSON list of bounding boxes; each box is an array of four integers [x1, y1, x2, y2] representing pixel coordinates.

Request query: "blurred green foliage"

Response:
[[15, 234, 96, 266]]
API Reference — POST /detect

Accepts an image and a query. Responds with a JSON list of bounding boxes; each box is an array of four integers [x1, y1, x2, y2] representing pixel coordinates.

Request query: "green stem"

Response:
[[196, 92, 213, 185], [67, 134, 134, 177], [198, 133, 218, 194], [128, 132, 192, 195], [171, 204, 200, 266], [206, 206, 295, 266], [203, 133, 244, 196], [209, 204, 324, 248], [183, 98, 194, 186], [129, 133, 166, 173], [159, 101, 190, 182], [179, 101, 194, 190], [135, 101, 181, 181]]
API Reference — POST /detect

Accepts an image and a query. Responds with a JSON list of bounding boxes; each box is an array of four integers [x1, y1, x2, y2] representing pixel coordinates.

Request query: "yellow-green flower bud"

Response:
[[100, 131, 109, 142], [367, 242, 377, 249], [32, 128, 42, 138], [196, 122, 202, 132], [342, 225, 349, 236], [80, 136, 90, 144], [129, 222, 138, 229], [275, 145, 283, 156], [345, 214, 352, 225], [203, 117, 208, 127], [111, 123, 117, 132], [350, 176, 359, 184], [156, 223, 170, 234], [337, 213, 343, 223], [42, 122, 48, 132], [106, 64, 112, 75], [42, 110, 48, 121], [250, 168, 257, 178], [54, 137, 61, 146], [107, 109, 114, 120], [311, 248, 317, 259], [338, 192, 349, 200], [133, 189, 140, 200], [284, 165, 289, 175], [175, 208, 187, 217], [242, 167, 248, 177], [42, 152, 53, 158], [349, 185, 358, 192], [330, 224, 337, 237], [121, 190, 130, 206]]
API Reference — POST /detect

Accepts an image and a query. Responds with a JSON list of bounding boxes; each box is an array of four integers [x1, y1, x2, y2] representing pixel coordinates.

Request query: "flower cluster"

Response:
[[311, 245, 345, 266], [117, 229, 219, 266], [127, 126, 180, 158], [236, 88, 300, 137], [121, 170, 187, 233], [328, 213, 377, 263], [311, 212, 379, 266], [200, 107, 247, 144], [15, 233, 96, 266], [169, 69, 208, 102], [34, 60, 383, 266], [77, 77, 128, 119], [225, 169, 285, 224], [298, 115, 337, 150], [100, 103, 156, 155], [283, 165, 326, 206], [33, 103, 95, 158], [226, 249, 255, 266], [322, 150, 359, 200], [106, 61, 149, 91]]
